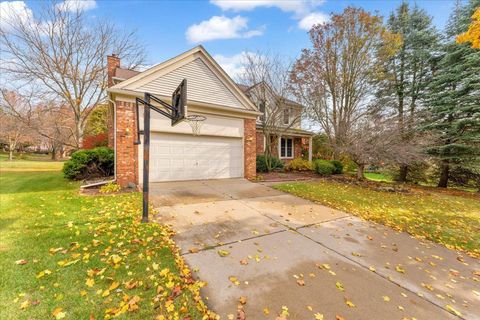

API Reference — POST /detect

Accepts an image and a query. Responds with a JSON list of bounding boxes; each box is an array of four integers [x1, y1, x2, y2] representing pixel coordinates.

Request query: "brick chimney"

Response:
[[107, 54, 120, 87]]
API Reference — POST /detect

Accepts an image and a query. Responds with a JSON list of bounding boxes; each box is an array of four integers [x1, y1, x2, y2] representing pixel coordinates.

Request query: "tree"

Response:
[[424, 0, 480, 188], [0, 1, 145, 148], [240, 52, 302, 171], [0, 93, 30, 160], [376, 2, 439, 182], [457, 6, 480, 48], [290, 7, 401, 158], [342, 116, 425, 179]]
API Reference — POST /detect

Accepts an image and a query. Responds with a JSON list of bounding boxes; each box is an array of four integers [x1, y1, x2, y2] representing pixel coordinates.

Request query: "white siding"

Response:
[[135, 58, 244, 110]]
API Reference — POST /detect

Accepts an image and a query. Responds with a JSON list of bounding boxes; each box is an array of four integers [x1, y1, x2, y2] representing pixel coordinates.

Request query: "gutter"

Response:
[[107, 88, 263, 117]]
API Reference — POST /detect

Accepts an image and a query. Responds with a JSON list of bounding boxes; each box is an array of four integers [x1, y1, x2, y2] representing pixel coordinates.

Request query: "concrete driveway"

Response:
[[152, 179, 480, 320]]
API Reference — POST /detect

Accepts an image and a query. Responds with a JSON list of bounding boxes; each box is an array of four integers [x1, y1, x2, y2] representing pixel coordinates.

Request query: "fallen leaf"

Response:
[[297, 279, 305, 286], [446, 305, 462, 317], [395, 265, 406, 274], [345, 299, 355, 307], [383, 296, 390, 302], [218, 250, 230, 257], [229, 276, 240, 286], [188, 247, 199, 253], [240, 259, 248, 265], [20, 300, 30, 309], [314, 313, 324, 320], [335, 281, 345, 292], [15, 259, 28, 265], [238, 296, 247, 305], [85, 278, 95, 287]]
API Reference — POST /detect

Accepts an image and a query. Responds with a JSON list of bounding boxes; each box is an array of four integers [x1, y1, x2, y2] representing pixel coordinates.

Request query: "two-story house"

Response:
[[106, 46, 313, 186], [237, 82, 314, 164]]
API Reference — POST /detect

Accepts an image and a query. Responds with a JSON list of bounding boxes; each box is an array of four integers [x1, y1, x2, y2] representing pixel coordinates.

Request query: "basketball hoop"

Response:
[[185, 114, 206, 135]]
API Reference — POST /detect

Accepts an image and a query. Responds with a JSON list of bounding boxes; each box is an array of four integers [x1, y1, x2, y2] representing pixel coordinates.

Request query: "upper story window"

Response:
[[283, 108, 290, 125], [259, 100, 266, 122]]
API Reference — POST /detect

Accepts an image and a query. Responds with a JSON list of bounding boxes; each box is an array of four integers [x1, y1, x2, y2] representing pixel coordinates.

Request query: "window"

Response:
[[283, 108, 290, 125], [280, 137, 293, 158], [259, 100, 265, 122]]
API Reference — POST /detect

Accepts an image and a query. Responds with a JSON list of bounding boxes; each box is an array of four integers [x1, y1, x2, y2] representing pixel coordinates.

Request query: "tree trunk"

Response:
[[9, 149, 13, 161], [357, 164, 365, 180], [51, 147, 57, 160], [397, 165, 408, 182], [437, 163, 449, 188]]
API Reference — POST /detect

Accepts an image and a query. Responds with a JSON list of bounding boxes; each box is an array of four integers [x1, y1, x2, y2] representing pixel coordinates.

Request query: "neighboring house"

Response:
[[237, 83, 314, 163], [107, 46, 312, 187]]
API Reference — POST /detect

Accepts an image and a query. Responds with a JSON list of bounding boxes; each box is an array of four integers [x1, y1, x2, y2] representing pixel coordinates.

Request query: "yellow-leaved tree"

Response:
[[456, 7, 480, 48]]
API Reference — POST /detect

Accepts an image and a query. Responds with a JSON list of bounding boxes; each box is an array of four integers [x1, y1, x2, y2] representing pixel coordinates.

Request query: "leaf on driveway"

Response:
[[383, 296, 390, 302], [296, 279, 305, 286], [344, 299, 355, 307], [395, 265, 406, 274], [218, 250, 230, 257], [314, 313, 324, 320], [228, 276, 240, 286], [446, 305, 462, 317], [335, 281, 345, 292]]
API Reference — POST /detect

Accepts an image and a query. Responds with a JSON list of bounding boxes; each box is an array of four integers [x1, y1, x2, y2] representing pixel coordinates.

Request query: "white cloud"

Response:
[[56, 0, 97, 12], [186, 15, 263, 43], [211, 0, 328, 31], [213, 51, 264, 80], [298, 11, 329, 30], [211, 0, 323, 15], [0, 1, 34, 31]]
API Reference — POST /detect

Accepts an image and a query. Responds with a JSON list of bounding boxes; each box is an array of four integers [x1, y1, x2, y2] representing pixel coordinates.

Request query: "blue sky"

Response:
[[7, 0, 460, 77]]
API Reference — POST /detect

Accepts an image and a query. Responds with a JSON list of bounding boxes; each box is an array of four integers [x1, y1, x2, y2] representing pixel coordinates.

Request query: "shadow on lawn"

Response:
[[0, 171, 77, 195]]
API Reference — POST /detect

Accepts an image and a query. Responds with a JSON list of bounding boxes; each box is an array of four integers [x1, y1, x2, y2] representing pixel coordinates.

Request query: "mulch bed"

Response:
[[256, 170, 321, 182]]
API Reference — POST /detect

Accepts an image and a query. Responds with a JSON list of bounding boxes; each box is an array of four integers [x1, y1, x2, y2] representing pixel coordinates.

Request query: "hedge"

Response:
[[63, 147, 114, 180]]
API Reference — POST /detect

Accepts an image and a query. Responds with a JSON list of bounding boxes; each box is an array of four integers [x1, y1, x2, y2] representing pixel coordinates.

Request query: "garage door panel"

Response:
[[138, 133, 243, 182]]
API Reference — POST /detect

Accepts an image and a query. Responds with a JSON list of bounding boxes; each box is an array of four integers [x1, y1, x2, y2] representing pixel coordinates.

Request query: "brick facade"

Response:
[[107, 55, 120, 148], [115, 100, 138, 187], [244, 119, 257, 180], [256, 131, 264, 154]]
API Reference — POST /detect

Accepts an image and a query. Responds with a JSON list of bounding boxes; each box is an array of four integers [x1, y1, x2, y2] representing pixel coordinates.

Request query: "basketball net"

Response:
[[185, 114, 206, 136]]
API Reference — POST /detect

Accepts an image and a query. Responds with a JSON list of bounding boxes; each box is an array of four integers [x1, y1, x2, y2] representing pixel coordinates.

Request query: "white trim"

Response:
[[109, 88, 261, 119], [108, 45, 258, 112], [279, 136, 294, 159]]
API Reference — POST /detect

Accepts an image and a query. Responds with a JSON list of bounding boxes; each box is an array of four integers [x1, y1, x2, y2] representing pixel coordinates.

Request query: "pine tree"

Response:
[[424, 0, 480, 188], [377, 2, 439, 182]]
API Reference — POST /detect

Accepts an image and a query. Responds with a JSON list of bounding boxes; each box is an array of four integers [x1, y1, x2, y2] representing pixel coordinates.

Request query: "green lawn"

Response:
[[0, 160, 212, 319], [363, 172, 393, 182], [274, 180, 480, 258]]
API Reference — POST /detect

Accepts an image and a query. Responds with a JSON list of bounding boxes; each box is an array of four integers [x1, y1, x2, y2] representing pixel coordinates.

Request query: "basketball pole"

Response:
[[142, 93, 150, 223]]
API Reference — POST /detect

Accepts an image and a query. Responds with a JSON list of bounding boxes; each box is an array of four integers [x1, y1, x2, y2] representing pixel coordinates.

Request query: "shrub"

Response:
[[63, 147, 114, 180], [330, 160, 344, 174], [83, 133, 108, 149], [99, 182, 121, 194], [285, 158, 313, 171], [256, 155, 284, 173], [313, 159, 335, 176]]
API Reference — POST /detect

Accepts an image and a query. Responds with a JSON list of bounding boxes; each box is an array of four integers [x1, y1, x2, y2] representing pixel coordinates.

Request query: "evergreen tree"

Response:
[[424, 0, 480, 188], [377, 2, 439, 182]]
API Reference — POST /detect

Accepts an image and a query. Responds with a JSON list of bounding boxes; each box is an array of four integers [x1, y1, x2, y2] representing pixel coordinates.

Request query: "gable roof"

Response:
[[236, 81, 304, 108], [109, 46, 257, 112]]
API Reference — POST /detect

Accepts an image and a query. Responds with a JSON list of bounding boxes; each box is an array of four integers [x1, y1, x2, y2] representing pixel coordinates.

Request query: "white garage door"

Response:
[[138, 133, 243, 182]]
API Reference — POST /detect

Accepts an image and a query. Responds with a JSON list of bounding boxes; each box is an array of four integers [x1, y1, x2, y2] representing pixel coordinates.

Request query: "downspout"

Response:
[[80, 97, 117, 189]]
